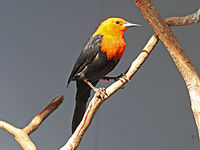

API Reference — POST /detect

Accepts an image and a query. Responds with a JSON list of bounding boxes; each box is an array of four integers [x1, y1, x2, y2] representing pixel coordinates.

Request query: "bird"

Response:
[[67, 17, 140, 133]]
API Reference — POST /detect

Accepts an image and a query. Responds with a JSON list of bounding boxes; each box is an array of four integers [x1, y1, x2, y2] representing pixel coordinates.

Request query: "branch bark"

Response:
[[0, 95, 64, 150], [60, 6, 200, 150], [134, 0, 200, 138]]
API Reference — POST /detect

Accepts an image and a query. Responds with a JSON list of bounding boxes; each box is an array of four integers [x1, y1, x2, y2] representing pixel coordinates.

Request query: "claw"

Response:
[[95, 88, 107, 99], [118, 74, 129, 89], [120, 74, 130, 82], [85, 81, 107, 99]]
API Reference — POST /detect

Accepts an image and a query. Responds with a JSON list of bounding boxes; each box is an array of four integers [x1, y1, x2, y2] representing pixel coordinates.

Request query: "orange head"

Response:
[[93, 18, 140, 62], [93, 18, 140, 36]]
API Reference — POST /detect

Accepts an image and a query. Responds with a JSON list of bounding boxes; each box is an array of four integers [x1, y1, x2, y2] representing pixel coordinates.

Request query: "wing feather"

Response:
[[67, 34, 102, 86]]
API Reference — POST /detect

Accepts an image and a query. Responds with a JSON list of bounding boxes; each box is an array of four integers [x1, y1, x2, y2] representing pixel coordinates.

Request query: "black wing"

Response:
[[67, 34, 102, 86]]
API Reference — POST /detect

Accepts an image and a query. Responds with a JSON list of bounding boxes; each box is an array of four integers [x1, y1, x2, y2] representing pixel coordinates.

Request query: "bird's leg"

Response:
[[102, 73, 123, 81], [102, 73, 130, 89], [103, 73, 130, 82], [86, 81, 107, 99]]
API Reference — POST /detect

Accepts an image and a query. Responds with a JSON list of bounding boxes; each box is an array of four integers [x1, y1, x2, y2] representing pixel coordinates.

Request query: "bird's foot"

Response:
[[93, 87, 107, 100], [86, 81, 107, 99], [118, 74, 130, 89], [119, 73, 130, 83]]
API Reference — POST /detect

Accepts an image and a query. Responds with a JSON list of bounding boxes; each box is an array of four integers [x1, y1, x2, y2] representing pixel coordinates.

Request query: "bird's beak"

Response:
[[122, 21, 141, 28]]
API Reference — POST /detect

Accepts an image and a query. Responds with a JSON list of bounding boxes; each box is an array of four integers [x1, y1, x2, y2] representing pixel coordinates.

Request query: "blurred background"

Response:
[[0, 0, 199, 149]]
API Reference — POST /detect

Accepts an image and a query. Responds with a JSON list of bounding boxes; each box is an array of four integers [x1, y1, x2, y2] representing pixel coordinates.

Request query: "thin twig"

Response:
[[23, 95, 64, 135], [165, 8, 200, 26]]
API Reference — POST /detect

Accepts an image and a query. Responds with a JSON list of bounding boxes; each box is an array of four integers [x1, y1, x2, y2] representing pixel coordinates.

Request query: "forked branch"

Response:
[[0, 95, 64, 150]]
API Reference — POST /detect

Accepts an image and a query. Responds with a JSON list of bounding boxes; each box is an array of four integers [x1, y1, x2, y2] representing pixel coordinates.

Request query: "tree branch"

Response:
[[0, 95, 64, 150], [60, 6, 200, 150], [165, 8, 200, 26], [134, 0, 200, 138]]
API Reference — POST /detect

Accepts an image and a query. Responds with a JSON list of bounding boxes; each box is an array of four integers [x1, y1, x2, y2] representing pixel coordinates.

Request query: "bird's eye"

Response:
[[115, 21, 120, 24]]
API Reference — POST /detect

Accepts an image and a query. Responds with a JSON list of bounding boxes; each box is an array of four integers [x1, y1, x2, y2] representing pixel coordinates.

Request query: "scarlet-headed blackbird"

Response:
[[67, 18, 140, 133]]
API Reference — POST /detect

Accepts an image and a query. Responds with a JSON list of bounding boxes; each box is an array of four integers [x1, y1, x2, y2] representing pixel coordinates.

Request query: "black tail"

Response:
[[72, 80, 97, 133]]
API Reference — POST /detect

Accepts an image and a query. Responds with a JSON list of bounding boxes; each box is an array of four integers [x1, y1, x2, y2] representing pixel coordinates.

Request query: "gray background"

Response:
[[0, 0, 200, 150]]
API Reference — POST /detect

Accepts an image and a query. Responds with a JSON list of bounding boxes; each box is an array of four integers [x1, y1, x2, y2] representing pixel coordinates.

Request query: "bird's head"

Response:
[[93, 17, 140, 36]]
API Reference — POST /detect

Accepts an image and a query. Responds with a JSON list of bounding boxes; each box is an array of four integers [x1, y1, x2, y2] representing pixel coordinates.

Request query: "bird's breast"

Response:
[[99, 35, 126, 62]]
